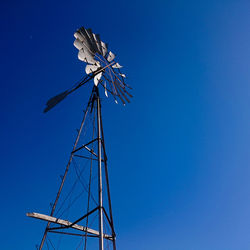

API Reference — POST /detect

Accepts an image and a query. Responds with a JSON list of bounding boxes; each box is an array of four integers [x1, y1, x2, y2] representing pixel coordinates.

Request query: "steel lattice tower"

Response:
[[27, 26, 132, 250]]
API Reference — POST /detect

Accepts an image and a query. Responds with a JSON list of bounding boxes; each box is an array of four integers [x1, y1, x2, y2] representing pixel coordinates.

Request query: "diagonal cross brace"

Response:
[[72, 138, 98, 154]]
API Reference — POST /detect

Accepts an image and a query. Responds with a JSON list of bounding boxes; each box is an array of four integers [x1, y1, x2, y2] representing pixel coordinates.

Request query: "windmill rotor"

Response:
[[44, 26, 132, 113], [73, 27, 132, 104]]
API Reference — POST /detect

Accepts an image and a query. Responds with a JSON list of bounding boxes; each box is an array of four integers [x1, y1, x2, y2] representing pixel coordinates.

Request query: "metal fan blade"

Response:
[[105, 80, 118, 104], [104, 82, 108, 97], [106, 51, 115, 62], [117, 81, 133, 98], [110, 80, 125, 105], [112, 62, 122, 69], [114, 80, 130, 103], [79, 28, 96, 54], [44, 90, 69, 113], [75, 36, 95, 56], [74, 31, 93, 54], [74, 31, 84, 41], [86, 28, 99, 54], [112, 68, 133, 92], [73, 38, 84, 50], [123, 88, 133, 98], [116, 92, 126, 105], [114, 74, 133, 98], [94, 72, 103, 86], [93, 34, 103, 55], [85, 64, 99, 75], [119, 73, 126, 78], [78, 49, 96, 64], [110, 70, 133, 98], [102, 72, 116, 94], [101, 41, 108, 56]]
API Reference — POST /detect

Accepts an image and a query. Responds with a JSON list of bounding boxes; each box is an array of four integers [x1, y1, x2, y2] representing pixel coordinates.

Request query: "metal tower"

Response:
[[27, 26, 131, 250]]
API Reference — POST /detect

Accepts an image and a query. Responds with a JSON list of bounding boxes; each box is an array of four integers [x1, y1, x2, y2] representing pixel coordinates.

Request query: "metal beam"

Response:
[[72, 138, 98, 154], [100, 97, 117, 250], [96, 87, 104, 250], [84, 145, 98, 158], [74, 154, 99, 161]]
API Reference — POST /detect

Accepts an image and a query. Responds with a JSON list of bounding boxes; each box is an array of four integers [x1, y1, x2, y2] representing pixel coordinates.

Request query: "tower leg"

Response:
[[96, 87, 104, 250], [100, 111, 116, 250]]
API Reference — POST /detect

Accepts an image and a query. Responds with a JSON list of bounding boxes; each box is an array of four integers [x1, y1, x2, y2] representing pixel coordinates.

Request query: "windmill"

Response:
[[27, 27, 132, 250]]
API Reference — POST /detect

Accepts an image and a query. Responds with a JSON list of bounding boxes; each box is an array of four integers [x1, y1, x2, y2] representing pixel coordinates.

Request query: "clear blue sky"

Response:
[[1, 0, 250, 249]]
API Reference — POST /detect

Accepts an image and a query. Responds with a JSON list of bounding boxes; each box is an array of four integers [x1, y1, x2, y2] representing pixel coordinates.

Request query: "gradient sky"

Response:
[[1, 0, 250, 249]]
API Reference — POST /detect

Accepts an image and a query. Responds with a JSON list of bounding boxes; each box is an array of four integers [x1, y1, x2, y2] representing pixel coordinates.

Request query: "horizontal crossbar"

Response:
[[26, 212, 112, 239]]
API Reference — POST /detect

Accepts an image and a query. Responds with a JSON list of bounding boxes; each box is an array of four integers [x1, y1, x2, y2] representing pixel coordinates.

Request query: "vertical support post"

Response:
[[100, 111, 116, 250], [96, 86, 104, 250]]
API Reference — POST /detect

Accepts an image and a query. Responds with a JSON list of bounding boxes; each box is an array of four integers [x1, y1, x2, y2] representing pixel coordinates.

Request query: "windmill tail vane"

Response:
[[43, 26, 132, 113], [27, 26, 132, 250]]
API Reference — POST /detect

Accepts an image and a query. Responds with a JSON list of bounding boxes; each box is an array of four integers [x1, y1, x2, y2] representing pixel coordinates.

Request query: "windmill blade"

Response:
[[113, 73, 133, 98], [112, 67, 133, 91], [119, 73, 126, 78], [44, 90, 69, 113], [117, 80, 133, 98], [123, 87, 133, 98], [86, 28, 99, 54], [104, 63, 132, 101], [112, 62, 122, 69], [74, 31, 85, 42], [73, 38, 84, 50], [106, 76, 125, 105], [78, 49, 96, 64], [104, 81, 108, 97], [106, 51, 115, 62], [101, 41, 108, 56], [109, 69, 133, 98], [115, 89, 126, 105], [79, 27, 96, 54], [94, 72, 103, 86], [85, 64, 99, 74], [117, 68, 131, 88], [114, 80, 130, 103], [74, 31, 93, 55], [107, 64, 125, 88], [93, 34, 103, 55], [103, 70, 117, 94], [105, 81, 118, 104]]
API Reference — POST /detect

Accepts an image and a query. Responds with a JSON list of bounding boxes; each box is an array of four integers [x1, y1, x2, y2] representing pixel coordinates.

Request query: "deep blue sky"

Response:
[[1, 0, 250, 249]]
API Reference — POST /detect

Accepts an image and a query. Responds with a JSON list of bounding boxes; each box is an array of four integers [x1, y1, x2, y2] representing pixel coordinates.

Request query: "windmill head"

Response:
[[43, 26, 132, 113]]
